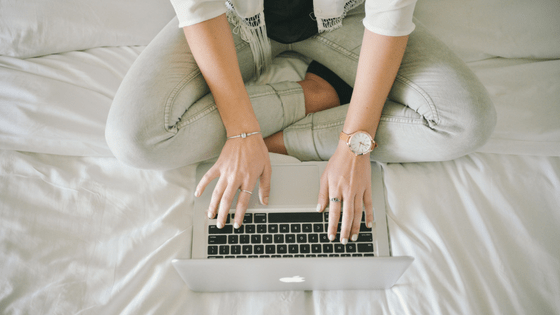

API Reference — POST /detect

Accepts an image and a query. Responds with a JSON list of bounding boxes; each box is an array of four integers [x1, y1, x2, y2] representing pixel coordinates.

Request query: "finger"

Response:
[[327, 190, 341, 242], [350, 194, 363, 242], [339, 194, 354, 245], [216, 185, 237, 228], [317, 173, 329, 213], [363, 185, 374, 229], [234, 188, 253, 228], [208, 177, 227, 220], [195, 165, 220, 198], [258, 163, 272, 205]]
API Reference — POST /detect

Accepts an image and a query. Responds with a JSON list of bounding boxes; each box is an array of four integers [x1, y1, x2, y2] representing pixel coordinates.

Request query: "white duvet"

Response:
[[1, 150, 559, 314]]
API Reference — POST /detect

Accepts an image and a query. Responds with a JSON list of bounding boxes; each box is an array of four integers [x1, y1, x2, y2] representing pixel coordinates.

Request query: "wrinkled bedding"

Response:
[[1, 0, 560, 314]]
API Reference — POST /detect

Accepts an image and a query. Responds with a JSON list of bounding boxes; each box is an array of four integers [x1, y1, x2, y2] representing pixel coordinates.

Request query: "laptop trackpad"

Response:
[[267, 165, 320, 207]]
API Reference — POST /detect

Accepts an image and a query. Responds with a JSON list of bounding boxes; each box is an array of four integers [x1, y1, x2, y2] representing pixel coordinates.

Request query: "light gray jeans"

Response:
[[106, 8, 496, 170]]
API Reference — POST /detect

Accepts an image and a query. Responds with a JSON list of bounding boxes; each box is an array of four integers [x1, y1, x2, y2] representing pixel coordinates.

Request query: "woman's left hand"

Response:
[[317, 140, 374, 244]]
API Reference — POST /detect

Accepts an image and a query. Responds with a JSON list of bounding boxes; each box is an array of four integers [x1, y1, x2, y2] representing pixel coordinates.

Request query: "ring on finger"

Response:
[[239, 189, 253, 195], [330, 197, 341, 202]]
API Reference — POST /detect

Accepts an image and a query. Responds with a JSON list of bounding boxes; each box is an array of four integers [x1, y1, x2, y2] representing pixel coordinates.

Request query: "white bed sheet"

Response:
[[1, 150, 559, 314]]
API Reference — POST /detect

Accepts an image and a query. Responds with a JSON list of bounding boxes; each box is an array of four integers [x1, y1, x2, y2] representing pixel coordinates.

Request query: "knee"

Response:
[[439, 90, 497, 160], [105, 107, 164, 170]]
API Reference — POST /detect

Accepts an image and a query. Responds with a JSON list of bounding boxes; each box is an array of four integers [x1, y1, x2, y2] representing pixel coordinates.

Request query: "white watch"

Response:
[[339, 131, 377, 156]]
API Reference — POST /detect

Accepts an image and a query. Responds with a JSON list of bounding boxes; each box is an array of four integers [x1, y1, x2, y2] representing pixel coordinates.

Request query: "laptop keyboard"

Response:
[[207, 212, 375, 259]]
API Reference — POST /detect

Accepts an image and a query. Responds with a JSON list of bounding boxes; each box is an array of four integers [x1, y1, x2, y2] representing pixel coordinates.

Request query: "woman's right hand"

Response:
[[194, 133, 272, 229]]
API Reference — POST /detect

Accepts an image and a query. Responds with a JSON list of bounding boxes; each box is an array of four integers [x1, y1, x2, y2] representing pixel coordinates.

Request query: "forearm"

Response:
[[343, 30, 408, 137], [183, 14, 260, 137]]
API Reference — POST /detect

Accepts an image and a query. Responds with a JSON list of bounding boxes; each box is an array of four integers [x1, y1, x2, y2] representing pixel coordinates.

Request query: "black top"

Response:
[[263, 0, 318, 44]]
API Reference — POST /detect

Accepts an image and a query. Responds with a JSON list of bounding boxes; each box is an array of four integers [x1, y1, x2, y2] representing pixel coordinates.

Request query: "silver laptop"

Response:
[[172, 160, 413, 292]]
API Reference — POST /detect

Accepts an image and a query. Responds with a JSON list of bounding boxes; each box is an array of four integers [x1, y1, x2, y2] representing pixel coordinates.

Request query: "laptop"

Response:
[[172, 159, 413, 292]]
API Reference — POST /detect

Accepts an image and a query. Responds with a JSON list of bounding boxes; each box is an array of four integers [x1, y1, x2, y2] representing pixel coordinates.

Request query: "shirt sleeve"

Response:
[[363, 0, 417, 36], [169, 0, 227, 28]]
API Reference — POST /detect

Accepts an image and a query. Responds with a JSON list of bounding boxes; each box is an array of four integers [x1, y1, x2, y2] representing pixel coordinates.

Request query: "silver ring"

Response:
[[240, 189, 253, 195], [330, 197, 341, 202]]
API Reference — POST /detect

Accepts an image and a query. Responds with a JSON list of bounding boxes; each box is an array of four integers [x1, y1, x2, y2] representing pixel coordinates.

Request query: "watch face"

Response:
[[349, 132, 372, 154]]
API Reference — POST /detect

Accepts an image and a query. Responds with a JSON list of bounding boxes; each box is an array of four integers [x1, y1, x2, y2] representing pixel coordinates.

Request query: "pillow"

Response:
[[0, 0, 175, 58], [414, 0, 560, 62]]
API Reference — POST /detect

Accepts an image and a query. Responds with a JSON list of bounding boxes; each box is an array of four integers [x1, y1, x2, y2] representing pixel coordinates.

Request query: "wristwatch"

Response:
[[339, 131, 378, 156]]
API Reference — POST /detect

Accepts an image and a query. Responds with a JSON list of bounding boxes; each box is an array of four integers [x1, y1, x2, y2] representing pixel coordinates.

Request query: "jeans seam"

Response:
[[176, 103, 218, 130]]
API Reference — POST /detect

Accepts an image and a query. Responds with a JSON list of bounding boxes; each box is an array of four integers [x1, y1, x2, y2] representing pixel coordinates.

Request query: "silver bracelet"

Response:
[[227, 131, 261, 140]]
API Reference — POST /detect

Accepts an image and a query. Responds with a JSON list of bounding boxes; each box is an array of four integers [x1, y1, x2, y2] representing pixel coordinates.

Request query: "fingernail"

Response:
[[217, 222, 223, 229], [328, 234, 335, 242], [234, 222, 240, 229], [367, 221, 373, 228], [351, 234, 358, 242], [207, 212, 213, 219], [194, 190, 200, 197], [316, 204, 322, 212], [341, 238, 348, 245]]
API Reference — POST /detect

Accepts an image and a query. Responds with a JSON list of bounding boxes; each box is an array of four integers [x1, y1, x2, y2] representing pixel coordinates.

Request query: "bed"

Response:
[[1, 0, 559, 314]]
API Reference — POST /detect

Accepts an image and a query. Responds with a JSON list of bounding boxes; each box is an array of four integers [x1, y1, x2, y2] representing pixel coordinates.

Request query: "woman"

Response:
[[106, 0, 496, 245]]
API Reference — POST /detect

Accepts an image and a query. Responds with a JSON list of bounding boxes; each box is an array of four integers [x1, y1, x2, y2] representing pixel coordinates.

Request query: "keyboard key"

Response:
[[254, 213, 267, 223], [302, 224, 312, 232], [288, 244, 299, 253], [219, 245, 229, 255], [319, 234, 329, 243], [209, 225, 233, 234], [231, 245, 241, 255], [300, 244, 310, 253], [341, 254, 351, 257], [345, 244, 356, 253], [257, 224, 267, 233], [297, 234, 307, 243], [208, 235, 227, 244], [227, 235, 238, 244], [286, 234, 296, 243], [280, 224, 290, 233], [268, 212, 323, 223], [254, 245, 264, 255], [364, 253, 375, 257], [240, 235, 250, 244], [277, 245, 287, 254], [208, 246, 218, 255], [263, 234, 273, 243], [271, 255, 281, 258], [294, 255, 305, 258], [311, 244, 322, 253], [236, 255, 247, 258], [251, 235, 261, 244], [265, 245, 275, 254], [248, 255, 258, 258], [243, 213, 253, 224], [234, 225, 244, 234], [308, 234, 319, 243], [225, 256, 235, 259], [357, 233, 373, 242], [268, 224, 278, 233], [208, 256, 223, 259], [274, 234, 284, 243], [357, 243, 374, 253], [260, 255, 270, 258], [352, 254, 363, 257], [313, 223, 324, 233], [322, 244, 333, 253], [360, 223, 370, 232], [318, 254, 328, 257], [245, 225, 256, 233], [291, 224, 301, 233], [329, 254, 339, 257], [283, 255, 293, 258], [323, 212, 329, 222], [306, 254, 316, 257], [334, 244, 345, 253], [245, 246, 256, 256]]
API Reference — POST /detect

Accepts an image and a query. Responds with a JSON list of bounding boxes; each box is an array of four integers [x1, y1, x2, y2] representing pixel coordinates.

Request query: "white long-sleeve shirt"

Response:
[[169, 0, 417, 37]]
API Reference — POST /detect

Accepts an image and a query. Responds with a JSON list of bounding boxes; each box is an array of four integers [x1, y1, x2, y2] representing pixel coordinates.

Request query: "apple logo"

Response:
[[279, 276, 305, 283]]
